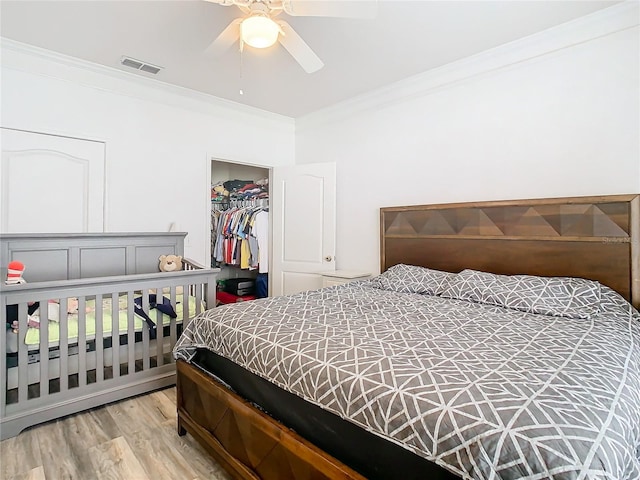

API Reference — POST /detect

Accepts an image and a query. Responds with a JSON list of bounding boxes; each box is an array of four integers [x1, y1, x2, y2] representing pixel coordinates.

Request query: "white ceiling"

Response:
[[0, 0, 621, 118]]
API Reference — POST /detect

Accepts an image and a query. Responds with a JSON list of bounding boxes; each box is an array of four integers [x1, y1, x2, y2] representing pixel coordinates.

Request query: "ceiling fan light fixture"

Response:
[[241, 14, 280, 49]]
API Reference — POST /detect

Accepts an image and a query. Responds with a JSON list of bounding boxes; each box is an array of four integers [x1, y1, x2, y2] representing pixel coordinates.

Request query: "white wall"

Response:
[[296, 7, 640, 276], [1, 41, 295, 265], [2, 5, 638, 276]]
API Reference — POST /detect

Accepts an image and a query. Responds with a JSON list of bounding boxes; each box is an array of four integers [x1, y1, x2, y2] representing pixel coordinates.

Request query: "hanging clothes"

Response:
[[211, 203, 268, 273], [252, 210, 269, 274]]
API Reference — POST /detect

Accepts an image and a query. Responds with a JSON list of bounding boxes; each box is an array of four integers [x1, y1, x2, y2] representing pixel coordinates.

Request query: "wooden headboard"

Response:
[[380, 194, 639, 309]]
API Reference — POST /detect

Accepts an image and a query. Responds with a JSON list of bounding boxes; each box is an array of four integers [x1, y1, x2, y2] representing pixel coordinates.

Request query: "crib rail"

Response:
[[1, 267, 218, 439]]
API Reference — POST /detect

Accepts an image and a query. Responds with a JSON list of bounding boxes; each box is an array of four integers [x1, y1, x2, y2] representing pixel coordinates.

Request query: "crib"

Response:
[[0, 233, 219, 440]]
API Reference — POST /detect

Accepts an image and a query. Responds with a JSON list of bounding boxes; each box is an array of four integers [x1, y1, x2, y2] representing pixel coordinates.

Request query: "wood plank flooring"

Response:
[[0, 387, 232, 480]]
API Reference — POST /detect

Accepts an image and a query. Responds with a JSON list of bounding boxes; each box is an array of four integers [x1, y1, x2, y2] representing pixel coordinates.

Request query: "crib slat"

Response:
[[112, 293, 120, 379], [195, 282, 203, 316], [77, 297, 87, 388], [142, 291, 150, 371], [17, 303, 28, 402], [59, 300, 69, 393], [169, 287, 177, 363], [156, 293, 164, 367], [127, 290, 135, 376], [39, 299, 49, 397], [0, 297, 6, 416], [181, 284, 189, 329], [95, 294, 104, 383]]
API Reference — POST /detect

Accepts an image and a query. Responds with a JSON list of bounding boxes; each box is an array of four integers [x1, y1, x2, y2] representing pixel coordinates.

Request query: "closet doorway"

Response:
[[209, 159, 270, 299], [208, 158, 337, 299]]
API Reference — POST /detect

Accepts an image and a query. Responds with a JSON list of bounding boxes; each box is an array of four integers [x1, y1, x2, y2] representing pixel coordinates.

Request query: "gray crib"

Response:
[[0, 233, 218, 439]]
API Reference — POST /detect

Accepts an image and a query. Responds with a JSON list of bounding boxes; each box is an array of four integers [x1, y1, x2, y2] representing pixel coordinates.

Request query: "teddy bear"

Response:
[[159, 254, 183, 272], [158, 254, 184, 295]]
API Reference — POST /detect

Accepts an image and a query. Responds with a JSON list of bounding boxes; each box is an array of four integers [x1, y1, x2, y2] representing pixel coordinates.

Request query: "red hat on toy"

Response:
[[6, 261, 26, 285]]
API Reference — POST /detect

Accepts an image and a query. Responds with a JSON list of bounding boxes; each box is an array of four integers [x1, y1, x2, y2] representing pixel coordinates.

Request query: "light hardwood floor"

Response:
[[0, 387, 232, 480]]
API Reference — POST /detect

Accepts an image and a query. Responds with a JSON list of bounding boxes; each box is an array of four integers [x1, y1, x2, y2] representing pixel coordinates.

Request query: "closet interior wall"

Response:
[[210, 160, 269, 287]]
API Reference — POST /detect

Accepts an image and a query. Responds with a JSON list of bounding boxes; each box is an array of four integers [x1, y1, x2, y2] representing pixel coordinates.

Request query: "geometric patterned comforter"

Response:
[[174, 280, 640, 479]]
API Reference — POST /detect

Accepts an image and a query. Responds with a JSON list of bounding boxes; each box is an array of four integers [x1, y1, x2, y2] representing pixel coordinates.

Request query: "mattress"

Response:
[[174, 270, 640, 480], [192, 347, 458, 479], [8, 295, 198, 351]]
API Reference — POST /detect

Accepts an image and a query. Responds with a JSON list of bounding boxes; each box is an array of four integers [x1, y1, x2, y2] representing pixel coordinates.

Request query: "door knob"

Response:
[[324, 255, 333, 262]]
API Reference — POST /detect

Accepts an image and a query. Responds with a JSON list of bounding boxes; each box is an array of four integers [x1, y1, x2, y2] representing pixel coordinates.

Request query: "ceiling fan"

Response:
[[203, 0, 377, 73]]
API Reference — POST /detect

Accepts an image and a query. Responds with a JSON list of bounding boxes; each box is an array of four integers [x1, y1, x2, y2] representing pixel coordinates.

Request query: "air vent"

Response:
[[120, 56, 163, 75], [139, 64, 161, 75]]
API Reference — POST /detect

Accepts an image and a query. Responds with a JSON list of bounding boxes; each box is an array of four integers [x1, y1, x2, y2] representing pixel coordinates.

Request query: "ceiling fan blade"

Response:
[[283, 0, 377, 18], [203, 0, 251, 14], [205, 18, 242, 57], [202, 0, 237, 5], [278, 21, 324, 73]]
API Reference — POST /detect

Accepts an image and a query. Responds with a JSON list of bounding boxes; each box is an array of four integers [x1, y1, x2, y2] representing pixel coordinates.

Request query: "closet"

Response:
[[210, 160, 269, 303]]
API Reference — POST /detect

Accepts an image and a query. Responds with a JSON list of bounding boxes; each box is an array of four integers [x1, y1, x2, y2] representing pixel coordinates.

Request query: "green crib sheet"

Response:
[[24, 294, 199, 346]]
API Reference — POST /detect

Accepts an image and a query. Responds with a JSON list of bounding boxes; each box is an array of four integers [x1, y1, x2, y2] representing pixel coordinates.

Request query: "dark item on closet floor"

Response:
[[224, 278, 255, 296]]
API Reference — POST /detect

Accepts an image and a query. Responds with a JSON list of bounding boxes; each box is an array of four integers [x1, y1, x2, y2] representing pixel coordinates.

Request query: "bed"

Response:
[[173, 194, 640, 480], [1, 232, 219, 440]]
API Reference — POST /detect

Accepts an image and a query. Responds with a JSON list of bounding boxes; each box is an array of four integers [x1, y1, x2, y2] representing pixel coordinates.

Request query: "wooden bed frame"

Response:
[[176, 194, 639, 479]]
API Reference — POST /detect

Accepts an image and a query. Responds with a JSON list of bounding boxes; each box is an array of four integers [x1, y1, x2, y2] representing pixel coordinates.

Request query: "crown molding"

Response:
[[297, 1, 639, 131], [2, 1, 637, 131], [0, 38, 294, 127]]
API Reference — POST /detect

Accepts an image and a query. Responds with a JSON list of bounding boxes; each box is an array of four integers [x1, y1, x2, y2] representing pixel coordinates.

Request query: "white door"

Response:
[[271, 162, 336, 296], [0, 128, 105, 233]]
